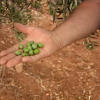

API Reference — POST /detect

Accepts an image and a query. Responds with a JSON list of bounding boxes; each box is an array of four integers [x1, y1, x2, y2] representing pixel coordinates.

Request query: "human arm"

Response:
[[0, 0, 100, 68], [52, 0, 100, 49]]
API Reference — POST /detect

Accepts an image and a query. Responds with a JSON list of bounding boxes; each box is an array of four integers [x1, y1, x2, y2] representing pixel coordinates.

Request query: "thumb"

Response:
[[14, 23, 33, 34]]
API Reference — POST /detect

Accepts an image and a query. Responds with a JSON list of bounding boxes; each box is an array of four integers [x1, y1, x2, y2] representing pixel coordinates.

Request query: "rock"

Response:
[[15, 63, 23, 73]]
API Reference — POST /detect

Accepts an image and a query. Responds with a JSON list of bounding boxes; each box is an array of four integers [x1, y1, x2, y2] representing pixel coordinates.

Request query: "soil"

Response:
[[0, 11, 100, 100]]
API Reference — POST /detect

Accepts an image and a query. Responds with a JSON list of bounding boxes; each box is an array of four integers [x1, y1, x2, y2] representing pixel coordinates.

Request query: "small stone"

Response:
[[1, 41, 5, 44], [57, 60, 62, 63], [15, 63, 23, 73]]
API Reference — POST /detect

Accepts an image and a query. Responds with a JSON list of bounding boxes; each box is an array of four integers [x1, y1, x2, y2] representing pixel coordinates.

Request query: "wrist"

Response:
[[50, 30, 66, 50]]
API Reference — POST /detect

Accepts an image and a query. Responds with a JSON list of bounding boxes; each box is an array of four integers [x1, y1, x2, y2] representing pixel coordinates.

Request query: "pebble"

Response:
[[1, 41, 5, 44]]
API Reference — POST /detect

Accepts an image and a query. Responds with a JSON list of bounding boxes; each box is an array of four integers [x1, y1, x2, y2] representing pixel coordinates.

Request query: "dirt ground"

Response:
[[0, 12, 100, 100]]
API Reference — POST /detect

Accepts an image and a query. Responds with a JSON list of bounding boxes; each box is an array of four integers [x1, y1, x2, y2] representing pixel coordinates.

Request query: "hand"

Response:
[[0, 23, 59, 68]]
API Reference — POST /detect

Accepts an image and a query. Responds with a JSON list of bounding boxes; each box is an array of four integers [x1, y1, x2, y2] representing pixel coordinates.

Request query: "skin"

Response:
[[0, 0, 100, 68]]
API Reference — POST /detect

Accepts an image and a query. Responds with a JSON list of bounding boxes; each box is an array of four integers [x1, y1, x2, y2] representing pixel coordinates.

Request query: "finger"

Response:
[[6, 55, 22, 68], [0, 41, 27, 57], [22, 55, 41, 63], [0, 49, 23, 65], [0, 53, 16, 65], [15, 23, 33, 34]]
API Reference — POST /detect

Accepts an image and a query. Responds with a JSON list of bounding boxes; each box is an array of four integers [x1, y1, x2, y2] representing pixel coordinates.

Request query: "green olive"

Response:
[[37, 42, 44, 48], [32, 43, 37, 49], [15, 50, 21, 55], [29, 50, 34, 56], [23, 48, 29, 53], [27, 46, 32, 50], [19, 44, 24, 49], [33, 49, 40, 55], [27, 42, 31, 46], [22, 53, 28, 57], [30, 41, 34, 44]]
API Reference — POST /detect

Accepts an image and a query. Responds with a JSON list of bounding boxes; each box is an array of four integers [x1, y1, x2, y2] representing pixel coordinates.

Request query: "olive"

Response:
[[15, 50, 21, 55], [27, 46, 32, 50], [27, 42, 31, 47], [22, 53, 28, 57], [32, 43, 37, 49], [29, 50, 34, 56], [23, 48, 29, 53], [19, 44, 24, 49], [30, 41, 34, 44], [33, 49, 40, 55], [37, 42, 44, 48]]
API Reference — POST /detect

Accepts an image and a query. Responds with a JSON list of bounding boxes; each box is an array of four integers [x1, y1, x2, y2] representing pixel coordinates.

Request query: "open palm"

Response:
[[0, 23, 59, 68]]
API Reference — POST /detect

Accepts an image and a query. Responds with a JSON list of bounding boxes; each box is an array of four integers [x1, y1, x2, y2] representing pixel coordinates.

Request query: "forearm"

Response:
[[52, 0, 100, 49]]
